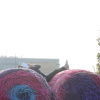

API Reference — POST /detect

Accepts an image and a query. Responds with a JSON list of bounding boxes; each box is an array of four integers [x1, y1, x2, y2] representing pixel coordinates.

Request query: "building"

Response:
[[0, 57, 59, 74]]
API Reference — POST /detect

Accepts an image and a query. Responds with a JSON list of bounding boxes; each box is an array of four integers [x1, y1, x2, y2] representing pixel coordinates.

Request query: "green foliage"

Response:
[[96, 37, 100, 74], [96, 64, 100, 74], [97, 38, 100, 46]]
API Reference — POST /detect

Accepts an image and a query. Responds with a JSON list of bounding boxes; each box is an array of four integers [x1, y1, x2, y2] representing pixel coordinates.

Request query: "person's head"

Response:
[[28, 65, 41, 70]]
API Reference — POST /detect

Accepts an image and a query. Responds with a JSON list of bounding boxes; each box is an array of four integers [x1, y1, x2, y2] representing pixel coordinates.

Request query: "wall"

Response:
[[0, 57, 59, 74]]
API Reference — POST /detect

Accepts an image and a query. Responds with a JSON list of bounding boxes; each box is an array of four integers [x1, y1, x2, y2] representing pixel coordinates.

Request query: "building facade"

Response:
[[0, 57, 59, 74]]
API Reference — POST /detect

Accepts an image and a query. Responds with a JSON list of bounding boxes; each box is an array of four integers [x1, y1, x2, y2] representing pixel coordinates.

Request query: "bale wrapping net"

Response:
[[49, 69, 100, 100], [0, 68, 54, 100]]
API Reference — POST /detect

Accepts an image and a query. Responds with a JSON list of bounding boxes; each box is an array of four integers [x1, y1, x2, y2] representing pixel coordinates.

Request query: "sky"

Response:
[[0, 0, 100, 72]]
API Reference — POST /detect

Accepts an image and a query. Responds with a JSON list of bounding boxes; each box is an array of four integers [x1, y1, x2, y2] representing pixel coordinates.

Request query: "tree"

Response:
[[96, 38, 100, 74]]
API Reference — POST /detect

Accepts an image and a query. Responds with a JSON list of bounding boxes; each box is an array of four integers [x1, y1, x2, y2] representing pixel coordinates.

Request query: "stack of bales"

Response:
[[0, 68, 100, 100]]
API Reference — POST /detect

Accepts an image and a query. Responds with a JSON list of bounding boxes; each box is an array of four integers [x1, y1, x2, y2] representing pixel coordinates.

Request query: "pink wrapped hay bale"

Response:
[[0, 68, 55, 100], [49, 69, 100, 100]]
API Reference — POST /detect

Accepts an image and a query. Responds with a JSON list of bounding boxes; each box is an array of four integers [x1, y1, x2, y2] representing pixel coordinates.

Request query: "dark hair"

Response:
[[29, 65, 41, 70]]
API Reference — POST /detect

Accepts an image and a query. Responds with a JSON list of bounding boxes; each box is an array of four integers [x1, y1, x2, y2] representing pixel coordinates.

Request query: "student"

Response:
[[28, 60, 69, 82], [18, 60, 69, 82]]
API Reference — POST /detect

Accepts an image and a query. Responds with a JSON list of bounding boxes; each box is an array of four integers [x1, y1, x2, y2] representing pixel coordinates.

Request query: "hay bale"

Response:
[[49, 69, 100, 100], [0, 68, 55, 100]]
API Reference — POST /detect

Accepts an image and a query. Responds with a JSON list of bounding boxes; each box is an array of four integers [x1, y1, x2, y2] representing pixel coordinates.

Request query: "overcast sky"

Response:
[[0, 0, 100, 72]]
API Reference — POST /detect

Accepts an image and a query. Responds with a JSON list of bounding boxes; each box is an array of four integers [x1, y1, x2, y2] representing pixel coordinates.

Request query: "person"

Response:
[[18, 60, 69, 82], [45, 60, 69, 82]]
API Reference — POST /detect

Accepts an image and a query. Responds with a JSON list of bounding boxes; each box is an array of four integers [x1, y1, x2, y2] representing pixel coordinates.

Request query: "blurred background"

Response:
[[0, 0, 100, 72]]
